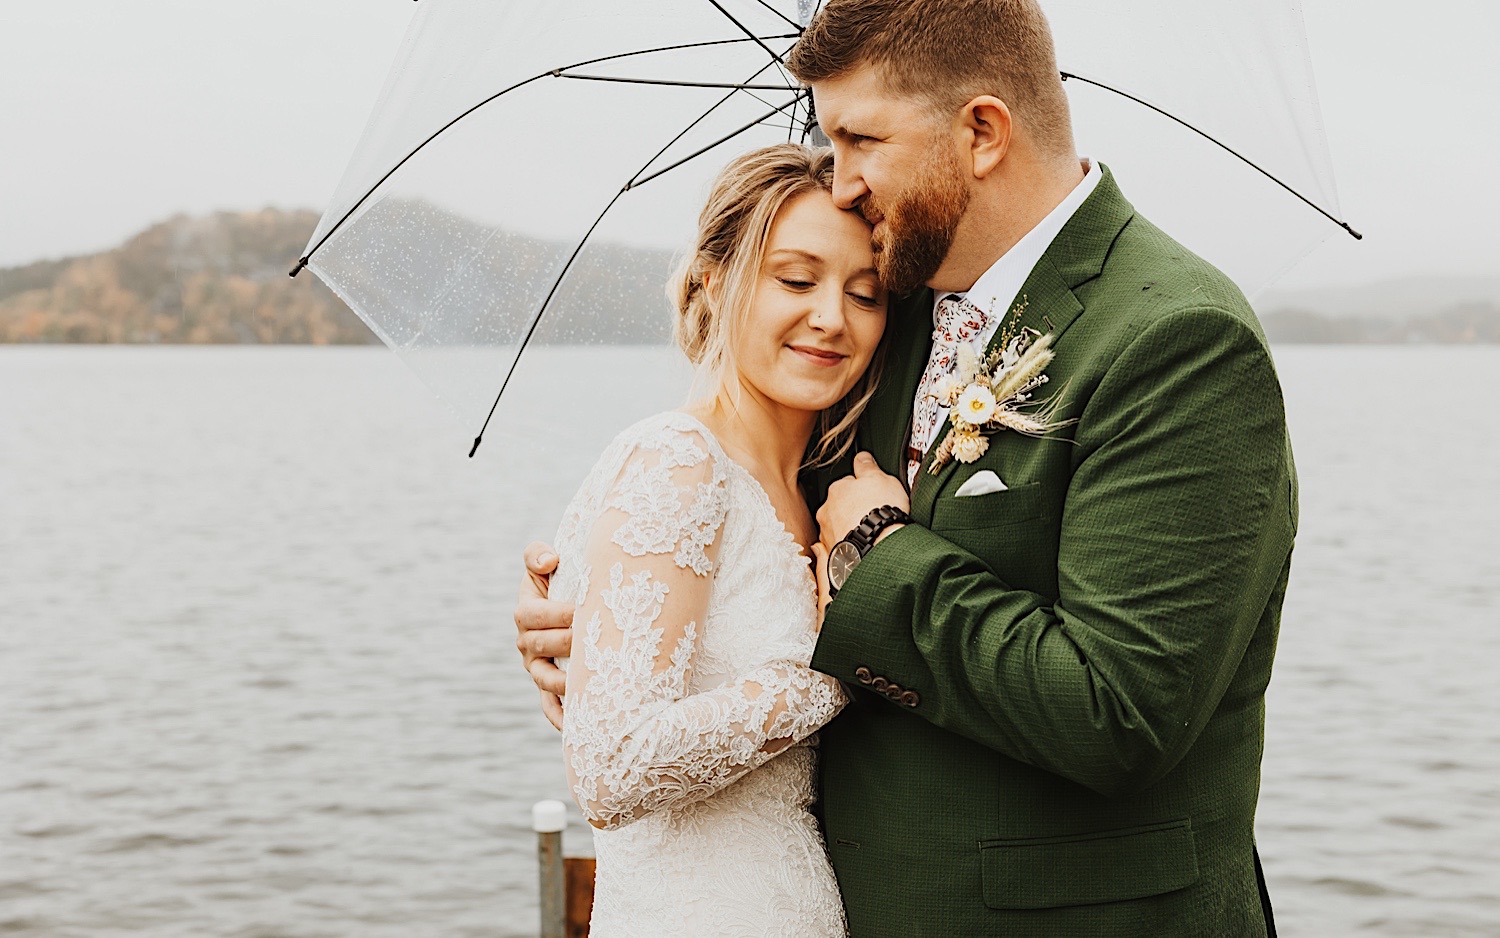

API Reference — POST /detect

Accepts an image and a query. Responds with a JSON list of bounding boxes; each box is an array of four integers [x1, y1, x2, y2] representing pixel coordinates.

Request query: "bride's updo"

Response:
[[669, 143, 884, 465]]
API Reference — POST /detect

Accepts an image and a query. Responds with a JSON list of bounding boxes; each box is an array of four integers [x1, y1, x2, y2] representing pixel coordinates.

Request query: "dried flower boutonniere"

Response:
[[927, 313, 1073, 474]]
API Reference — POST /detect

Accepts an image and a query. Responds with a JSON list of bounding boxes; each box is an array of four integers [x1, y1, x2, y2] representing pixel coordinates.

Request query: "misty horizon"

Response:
[[2, 1, 1498, 292]]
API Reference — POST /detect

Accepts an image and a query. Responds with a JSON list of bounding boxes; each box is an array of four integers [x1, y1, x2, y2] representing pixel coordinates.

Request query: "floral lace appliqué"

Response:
[[552, 413, 848, 936]]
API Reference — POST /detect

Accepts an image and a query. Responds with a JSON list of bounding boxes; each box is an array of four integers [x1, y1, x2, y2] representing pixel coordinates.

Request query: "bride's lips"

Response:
[[788, 344, 848, 367]]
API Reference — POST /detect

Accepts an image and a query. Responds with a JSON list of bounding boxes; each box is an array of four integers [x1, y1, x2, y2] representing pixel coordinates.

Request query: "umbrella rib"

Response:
[[467, 188, 631, 458], [742, 90, 779, 113], [554, 73, 798, 92], [747, 0, 802, 31], [626, 56, 796, 187], [704, 0, 787, 72], [627, 93, 806, 191], [291, 33, 800, 276], [469, 61, 795, 456], [1060, 71, 1363, 240]]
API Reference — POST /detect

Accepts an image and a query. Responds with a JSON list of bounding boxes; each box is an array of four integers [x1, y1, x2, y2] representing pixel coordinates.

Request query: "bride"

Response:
[[547, 143, 887, 936]]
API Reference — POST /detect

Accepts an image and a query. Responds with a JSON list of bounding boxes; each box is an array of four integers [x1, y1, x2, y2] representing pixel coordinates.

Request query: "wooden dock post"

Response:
[[563, 856, 596, 937], [533, 800, 595, 937], [533, 800, 567, 938]]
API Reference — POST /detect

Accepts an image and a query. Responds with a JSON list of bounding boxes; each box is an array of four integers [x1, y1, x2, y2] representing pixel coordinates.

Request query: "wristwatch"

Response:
[[827, 505, 913, 597]]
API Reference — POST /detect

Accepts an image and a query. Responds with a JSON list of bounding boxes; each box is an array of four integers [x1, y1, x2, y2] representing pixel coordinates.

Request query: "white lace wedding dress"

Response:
[[552, 411, 848, 937]]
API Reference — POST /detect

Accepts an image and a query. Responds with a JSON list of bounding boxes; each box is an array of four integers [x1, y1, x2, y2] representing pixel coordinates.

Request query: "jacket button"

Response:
[[900, 690, 921, 708], [884, 686, 903, 701], [871, 677, 889, 692], [854, 667, 873, 685]]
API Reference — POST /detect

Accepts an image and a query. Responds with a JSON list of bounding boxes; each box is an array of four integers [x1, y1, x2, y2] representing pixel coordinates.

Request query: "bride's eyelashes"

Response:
[[773, 273, 881, 308]]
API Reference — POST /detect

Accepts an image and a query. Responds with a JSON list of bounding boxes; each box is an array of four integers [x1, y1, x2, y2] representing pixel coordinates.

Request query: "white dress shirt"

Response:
[[913, 159, 1102, 443]]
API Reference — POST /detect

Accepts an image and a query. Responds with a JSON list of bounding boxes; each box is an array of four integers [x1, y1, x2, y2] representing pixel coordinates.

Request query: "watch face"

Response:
[[828, 540, 861, 591]]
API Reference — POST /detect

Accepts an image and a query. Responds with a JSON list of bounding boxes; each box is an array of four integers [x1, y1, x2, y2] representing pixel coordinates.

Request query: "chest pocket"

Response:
[[930, 480, 1046, 532], [928, 480, 1058, 594]]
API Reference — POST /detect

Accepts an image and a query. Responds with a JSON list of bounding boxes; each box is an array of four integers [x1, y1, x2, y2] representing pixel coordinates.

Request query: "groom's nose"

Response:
[[831, 164, 869, 212]]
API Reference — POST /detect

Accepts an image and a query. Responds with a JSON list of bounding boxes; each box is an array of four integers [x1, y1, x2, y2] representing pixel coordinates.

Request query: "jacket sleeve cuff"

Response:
[[811, 523, 958, 710]]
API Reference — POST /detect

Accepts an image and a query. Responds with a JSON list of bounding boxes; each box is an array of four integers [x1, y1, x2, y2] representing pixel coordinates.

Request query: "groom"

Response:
[[516, 0, 1293, 934]]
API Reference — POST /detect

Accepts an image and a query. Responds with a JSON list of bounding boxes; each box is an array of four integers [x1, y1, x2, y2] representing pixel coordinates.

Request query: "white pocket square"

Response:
[[954, 470, 1008, 498]]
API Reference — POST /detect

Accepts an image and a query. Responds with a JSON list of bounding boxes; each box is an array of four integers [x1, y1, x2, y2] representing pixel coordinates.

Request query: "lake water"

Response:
[[2, 346, 1497, 937]]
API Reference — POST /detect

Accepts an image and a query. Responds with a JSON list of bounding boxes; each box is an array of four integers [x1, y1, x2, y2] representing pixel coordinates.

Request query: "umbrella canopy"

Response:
[[299, 0, 1354, 452]]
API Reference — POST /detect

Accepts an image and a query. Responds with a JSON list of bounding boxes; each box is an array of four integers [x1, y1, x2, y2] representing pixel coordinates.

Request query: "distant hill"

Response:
[[1260, 300, 1500, 344], [3, 209, 1495, 345], [1259, 274, 1500, 344], [0, 207, 679, 346], [0, 210, 376, 344], [1260, 276, 1500, 322]]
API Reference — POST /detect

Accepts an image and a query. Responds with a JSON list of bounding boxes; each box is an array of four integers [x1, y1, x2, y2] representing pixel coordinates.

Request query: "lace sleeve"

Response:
[[561, 425, 843, 830]]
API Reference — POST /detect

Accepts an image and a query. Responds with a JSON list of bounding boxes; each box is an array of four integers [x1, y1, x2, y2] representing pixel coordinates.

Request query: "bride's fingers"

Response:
[[810, 542, 831, 629]]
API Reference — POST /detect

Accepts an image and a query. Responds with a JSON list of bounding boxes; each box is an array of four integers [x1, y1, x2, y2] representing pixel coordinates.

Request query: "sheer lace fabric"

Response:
[[554, 412, 847, 936]]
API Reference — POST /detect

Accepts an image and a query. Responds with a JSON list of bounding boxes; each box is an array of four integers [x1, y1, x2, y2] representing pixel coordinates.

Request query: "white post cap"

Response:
[[532, 799, 567, 833]]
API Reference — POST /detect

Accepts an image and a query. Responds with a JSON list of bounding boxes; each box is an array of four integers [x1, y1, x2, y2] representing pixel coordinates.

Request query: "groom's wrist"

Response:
[[873, 523, 905, 547]]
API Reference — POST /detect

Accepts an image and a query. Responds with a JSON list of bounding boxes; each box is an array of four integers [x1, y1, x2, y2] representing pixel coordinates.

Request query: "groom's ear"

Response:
[[960, 96, 1012, 180]]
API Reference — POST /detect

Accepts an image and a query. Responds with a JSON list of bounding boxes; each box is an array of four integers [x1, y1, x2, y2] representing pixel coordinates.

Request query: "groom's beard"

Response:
[[864, 143, 970, 296]]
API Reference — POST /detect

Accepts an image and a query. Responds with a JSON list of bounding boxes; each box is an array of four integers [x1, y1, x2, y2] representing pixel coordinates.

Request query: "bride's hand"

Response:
[[810, 542, 832, 632]]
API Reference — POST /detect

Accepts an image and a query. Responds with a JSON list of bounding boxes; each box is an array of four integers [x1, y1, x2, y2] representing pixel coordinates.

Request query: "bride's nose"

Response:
[[805, 286, 847, 334]]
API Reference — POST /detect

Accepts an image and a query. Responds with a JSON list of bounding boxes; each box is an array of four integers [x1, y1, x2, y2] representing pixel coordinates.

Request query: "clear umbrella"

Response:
[[296, 0, 1357, 459]]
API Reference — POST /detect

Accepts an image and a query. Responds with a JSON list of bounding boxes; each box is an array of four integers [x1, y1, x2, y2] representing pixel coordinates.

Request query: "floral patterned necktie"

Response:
[[908, 294, 991, 485]]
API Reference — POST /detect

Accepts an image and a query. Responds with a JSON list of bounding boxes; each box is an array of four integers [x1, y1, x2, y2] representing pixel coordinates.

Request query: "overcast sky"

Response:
[[1, 0, 1495, 290]]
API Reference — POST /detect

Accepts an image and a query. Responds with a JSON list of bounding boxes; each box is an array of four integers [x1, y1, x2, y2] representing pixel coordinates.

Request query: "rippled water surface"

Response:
[[2, 346, 1498, 936]]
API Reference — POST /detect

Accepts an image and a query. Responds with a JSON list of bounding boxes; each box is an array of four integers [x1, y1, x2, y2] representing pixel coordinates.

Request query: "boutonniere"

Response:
[[927, 309, 1073, 474]]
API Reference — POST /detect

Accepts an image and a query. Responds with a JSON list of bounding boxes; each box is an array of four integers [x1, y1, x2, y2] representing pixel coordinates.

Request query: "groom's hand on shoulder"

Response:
[[816, 452, 909, 549], [515, 541, 574, 731]]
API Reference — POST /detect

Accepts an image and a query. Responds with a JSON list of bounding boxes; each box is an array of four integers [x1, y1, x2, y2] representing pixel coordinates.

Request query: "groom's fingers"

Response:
[[520, 622, 573, 656], [539, 690, 564, 732], [515, 595, 574, 634], [851, 451, 881, 477], [528, 655, 568, 697], [524, 540, 560, 577]]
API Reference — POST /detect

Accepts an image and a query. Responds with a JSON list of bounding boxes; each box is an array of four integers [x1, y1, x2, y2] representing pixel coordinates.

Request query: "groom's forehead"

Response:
[[813, 73, 922, 127]]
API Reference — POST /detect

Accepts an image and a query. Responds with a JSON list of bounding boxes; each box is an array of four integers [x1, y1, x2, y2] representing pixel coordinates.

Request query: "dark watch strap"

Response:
[[844, 505, 913, 556]]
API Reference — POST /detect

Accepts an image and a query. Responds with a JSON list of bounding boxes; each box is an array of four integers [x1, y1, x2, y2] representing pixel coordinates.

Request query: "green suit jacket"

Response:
[[808, 167, 1295, 937]]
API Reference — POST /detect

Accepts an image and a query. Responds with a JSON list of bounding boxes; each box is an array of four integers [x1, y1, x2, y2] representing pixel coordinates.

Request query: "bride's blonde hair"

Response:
[[669, 143, 887, 468]]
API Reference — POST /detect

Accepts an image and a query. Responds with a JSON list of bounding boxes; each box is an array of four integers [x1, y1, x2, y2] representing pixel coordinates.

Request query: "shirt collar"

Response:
[[934, 158, 1102, 324]]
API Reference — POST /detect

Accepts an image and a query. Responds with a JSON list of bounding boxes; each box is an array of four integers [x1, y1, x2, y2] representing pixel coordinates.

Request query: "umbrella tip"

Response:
[[1342, 223, 1364, 241], [469, 435, 483, 458], [288, 257, 309, 278]]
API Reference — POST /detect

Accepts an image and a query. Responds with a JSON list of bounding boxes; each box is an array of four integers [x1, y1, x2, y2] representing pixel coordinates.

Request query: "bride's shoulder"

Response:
[[607, 410, 725, 466], [560, 411, 725, 529]]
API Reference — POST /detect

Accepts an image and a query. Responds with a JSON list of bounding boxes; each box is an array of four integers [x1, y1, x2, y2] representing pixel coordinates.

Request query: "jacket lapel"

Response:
[[861, 287, 934, 483], [909, 165, 1136, 521]]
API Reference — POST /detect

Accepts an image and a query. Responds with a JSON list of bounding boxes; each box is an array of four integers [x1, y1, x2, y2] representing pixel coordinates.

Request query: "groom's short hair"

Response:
[[787, 0, 1073, 155]]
